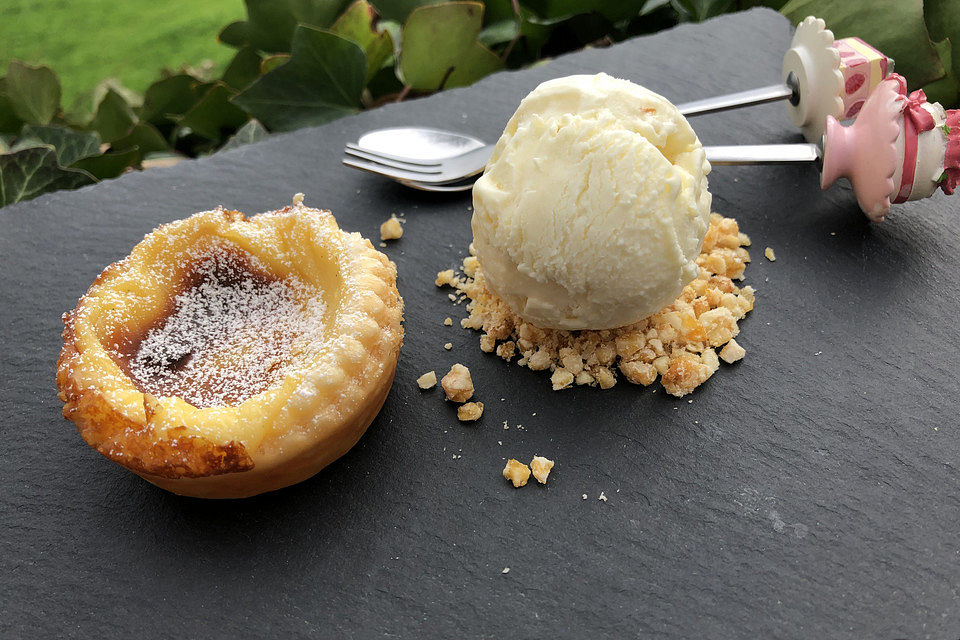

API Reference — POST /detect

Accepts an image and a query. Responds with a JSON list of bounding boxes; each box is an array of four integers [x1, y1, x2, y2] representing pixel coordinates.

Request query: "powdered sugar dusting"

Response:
[[126, 246, 326, 408]]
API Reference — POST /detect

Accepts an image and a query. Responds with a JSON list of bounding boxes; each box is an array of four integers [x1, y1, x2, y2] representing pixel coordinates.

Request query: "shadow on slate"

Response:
[[2, 8, 959, 639]]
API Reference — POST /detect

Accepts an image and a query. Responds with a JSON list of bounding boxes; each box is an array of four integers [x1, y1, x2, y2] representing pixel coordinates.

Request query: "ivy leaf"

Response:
[[780, 0, 945, 89], [218, 0, 353, 53], [70, 148, 140, 180], [673, 0, 736, 22], [222, 47, 263, 92], [520, 0, 645, 21], [482, 0, 517, 24], [88, 88, 137, 143], [15, 125, 102, 167], [220, 119, 269, 151], [178, 84, 249, 141], [112, 123, 170, 163], [479, 19, 519, 47], [331, 0, 395, 82], [4, 61, 61, 125], [921, 38, 959, 106], [0, 146, 95, 208], [399, 2, 503, 91], [924, 0, 960, 105], [446, 42, 503, 88], [261, 54, 291, 74], [140, 74, 209, 127], [232, 26, 366, 132], [0, 81, 26, 134], [371, 0, 446, 22]]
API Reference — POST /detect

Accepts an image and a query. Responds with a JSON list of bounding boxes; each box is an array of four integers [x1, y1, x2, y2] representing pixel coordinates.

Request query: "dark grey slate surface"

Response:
[[2, 8, 958, 638]]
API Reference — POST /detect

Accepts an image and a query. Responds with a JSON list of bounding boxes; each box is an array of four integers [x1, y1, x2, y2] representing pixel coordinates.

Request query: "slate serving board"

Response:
[[2, 9, 959, 638]]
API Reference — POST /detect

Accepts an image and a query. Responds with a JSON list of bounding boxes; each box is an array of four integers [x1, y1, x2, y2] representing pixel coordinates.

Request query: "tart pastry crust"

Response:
[[57, 199, 403, 498]]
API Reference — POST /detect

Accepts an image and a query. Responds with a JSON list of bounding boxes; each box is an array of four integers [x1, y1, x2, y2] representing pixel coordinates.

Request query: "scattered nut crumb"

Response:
[[416, 371, 437, 389], [380, 215, 403, 240], [764, 247, 776, 261], [457, 401, 484, 422], [598, 492, 607, 502], [444, 343, 453, 350], [503, 459, 531, 488], [719, 338, 746, 363], [582, 494, 588, 500], [435, 269, 456, 287], [444, 317, 453, 326], [550, 368, 574, 390], [502, 567, 510, 574], [439, 214, 755, 397], [441, 363, 474, 402], [530, 456, 554, 484], [379, 242, 387, 247]]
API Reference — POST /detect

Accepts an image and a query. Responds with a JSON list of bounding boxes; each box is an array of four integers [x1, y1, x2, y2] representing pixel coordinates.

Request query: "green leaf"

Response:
[[178, 84, 249, 141], [232, 26, 366, 131], [112, 123, 170, 162], [482, 0, 517, 24], [140, 75, 209, 127], [371, 0, 445, 22], [0, 82, 25, 134], [0, 135, 12, 153], [88, 88, 137, 143], [15, 125, 102, 166], [331, 0, 395, 82], [925, 0, 960, 107], [921, 38, 959, 106], [446, 42, 503, 87], [70, 148, 140, 180], [220, 119, 269, 151], [4, 61, 61, 125], [222, 47, 263, 92], [399, 2, 503, 91], [521, 0, 646, 21], [261, 54, 292, 74], [218, 0, 353, 53], [675, 0, 736, 21], [0, 146, 95, 208], [780, 0, 946, 89], [479, 19, 519, 47], [218, 21, 250, 48]]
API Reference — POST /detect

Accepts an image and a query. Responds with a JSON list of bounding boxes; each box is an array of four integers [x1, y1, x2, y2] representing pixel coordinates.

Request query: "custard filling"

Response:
[[115, 244, 326, 408]]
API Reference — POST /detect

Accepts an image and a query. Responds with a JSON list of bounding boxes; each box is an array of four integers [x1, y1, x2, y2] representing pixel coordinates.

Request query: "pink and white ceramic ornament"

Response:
[[820, 74, 959, 221], [782, 17, 895, 143]]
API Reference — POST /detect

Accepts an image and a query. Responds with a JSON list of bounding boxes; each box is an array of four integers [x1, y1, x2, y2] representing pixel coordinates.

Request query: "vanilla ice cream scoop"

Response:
[[471, 73, 712, 330]]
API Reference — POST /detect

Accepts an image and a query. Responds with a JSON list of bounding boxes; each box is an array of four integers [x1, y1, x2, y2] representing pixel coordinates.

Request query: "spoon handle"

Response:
[[678, 82, 797, 117], [704, 143, 820, 165]]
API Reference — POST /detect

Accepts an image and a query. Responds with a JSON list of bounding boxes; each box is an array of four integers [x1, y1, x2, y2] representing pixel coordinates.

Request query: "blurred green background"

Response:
[[0, 0, 239, 103]]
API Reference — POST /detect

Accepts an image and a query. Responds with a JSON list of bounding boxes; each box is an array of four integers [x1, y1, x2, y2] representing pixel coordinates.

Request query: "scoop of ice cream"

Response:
[[471, 73, 712, 330]]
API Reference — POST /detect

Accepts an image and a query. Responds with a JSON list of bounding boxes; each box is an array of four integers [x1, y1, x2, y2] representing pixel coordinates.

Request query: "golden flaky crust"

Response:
[[57, 199, 403, 498]]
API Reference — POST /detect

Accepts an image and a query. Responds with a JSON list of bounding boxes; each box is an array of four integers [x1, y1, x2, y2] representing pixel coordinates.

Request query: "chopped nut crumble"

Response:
[[441, 363, 474, 402], [503, 459, 531, 487], [440, 213, 755, 397], [457, 401, 484, 421], [380, 215, 403, 240], [530, 456, 554, 484], [416, 371, 437, 389]]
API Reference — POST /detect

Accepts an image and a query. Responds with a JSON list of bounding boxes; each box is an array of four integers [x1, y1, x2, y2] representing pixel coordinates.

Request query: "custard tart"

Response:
[[57, 195, 404, 498]]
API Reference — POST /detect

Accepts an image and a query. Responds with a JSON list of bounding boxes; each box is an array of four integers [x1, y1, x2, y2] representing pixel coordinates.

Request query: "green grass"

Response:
[[0, 0, 241, 105]]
